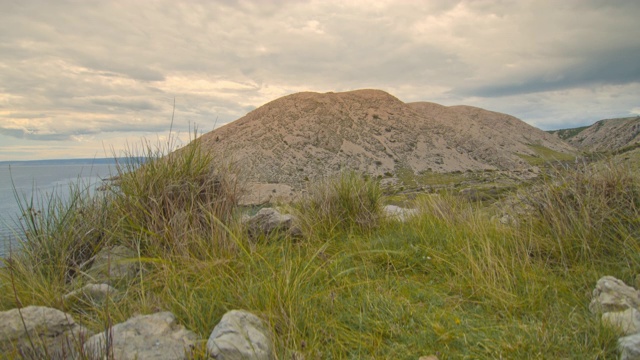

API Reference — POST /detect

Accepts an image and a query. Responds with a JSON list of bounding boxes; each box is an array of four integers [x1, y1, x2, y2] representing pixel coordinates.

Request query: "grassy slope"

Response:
[[516, 144, 576, 166], [1, 138, 638, 359]]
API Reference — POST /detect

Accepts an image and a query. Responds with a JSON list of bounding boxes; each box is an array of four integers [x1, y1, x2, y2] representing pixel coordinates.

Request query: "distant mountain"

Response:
[[549, 117, 640, 152], [195, 89, 575, 202]]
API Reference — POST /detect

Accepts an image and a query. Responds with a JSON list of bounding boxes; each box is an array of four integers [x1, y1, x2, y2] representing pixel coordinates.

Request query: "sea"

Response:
[[0, 158, 119, 258]]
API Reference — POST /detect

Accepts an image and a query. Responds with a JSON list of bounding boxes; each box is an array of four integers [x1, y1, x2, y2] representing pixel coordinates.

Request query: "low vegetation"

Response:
[[1, 135, 639, 359], [547, 125, 590, 140], [516, 144, 576, 166]]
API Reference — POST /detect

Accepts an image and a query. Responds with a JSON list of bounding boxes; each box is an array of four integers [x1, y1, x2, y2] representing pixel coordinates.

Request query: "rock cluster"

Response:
[[0, 307, 272, 360], [0, 240, 276, 358], [590, 276, 640, 359]]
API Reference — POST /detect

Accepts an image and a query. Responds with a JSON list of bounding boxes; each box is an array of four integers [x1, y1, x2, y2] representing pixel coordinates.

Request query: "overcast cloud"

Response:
[[1, 0, 639, 160]]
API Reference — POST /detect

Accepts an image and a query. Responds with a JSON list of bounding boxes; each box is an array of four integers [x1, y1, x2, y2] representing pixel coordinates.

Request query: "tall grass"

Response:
[[109, 134, 242, 257], [3, 179, 111, 308], [295, 171, 382, 237], [520, 162, 640, 267], [0, 130, 243, 308]]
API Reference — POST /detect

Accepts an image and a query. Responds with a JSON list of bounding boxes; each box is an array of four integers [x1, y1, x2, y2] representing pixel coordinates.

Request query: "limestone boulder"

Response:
[[620, 333, 640, 360], [207, 310, 273, 360], [244, 208, 302, 239], [83, 311, 197, 360], [383, 205, 418, 222], [590, 276, 640, 314], [0, 306, 90, 358], [603, 308, 640, 336]]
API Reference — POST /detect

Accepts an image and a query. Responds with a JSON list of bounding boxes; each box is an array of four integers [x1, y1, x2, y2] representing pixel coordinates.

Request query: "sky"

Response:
[[1, 0, 639, 161]]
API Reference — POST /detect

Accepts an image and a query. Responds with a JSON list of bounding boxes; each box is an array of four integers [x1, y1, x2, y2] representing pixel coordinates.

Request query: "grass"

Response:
[[0, 134, 638, 359], [516, 144, 576, 166]]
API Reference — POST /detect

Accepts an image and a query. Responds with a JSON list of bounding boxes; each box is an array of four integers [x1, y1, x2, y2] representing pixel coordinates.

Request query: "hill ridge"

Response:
[[549, 116, 640, 151]]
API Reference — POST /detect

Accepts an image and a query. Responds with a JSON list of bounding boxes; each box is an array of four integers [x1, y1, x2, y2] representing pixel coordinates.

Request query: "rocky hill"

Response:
[[549, 117, 640, 152], [197, 89, 575, 202]]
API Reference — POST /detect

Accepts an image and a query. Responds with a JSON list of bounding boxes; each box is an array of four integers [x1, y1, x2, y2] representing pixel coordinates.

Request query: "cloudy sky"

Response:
[[1, 0, 639, 160]]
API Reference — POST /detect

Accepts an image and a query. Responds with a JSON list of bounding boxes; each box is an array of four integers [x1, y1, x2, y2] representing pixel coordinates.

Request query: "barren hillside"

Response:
[[197, 89, 575, 202], [550, 117, 640, 152]]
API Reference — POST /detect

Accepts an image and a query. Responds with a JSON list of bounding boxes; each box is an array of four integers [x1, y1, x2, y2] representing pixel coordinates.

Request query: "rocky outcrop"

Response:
[[83, 311, 197, 360], [207, 310, 273, 360], [0, 306, 90, 358], [590, 276, 640, 359], [244, 208, 302, 239]]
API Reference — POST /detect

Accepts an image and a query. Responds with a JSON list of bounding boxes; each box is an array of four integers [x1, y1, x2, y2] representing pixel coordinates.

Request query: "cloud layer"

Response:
[[1, 0, 639, 160]]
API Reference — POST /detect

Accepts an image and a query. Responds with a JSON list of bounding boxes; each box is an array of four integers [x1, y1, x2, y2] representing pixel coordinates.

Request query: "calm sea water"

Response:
[[0, 159, 117, 258]]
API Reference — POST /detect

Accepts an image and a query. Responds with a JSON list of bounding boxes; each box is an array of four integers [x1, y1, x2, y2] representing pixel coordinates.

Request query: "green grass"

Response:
[[0, 135, 637, 359], [516, 144, 576, 166]]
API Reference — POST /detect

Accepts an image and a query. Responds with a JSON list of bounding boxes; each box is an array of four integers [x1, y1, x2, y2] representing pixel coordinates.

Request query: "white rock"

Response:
[[207, 310, 272, 360], [383, 205, 418, 222], [0, 306, 90, 357], [83, 311, 197, 360], [602, 308, 640, 335], [620, 332, 640, 360], [590, 276, 640, 314]]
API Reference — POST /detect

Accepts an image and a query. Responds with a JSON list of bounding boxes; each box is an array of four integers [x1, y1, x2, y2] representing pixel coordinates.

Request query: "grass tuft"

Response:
[[520, 162, 640, 267], [295, 171, 382, 238]]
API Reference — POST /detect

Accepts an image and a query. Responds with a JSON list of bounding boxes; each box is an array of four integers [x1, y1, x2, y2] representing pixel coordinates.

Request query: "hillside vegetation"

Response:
[[0, 134, 638, 359]]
